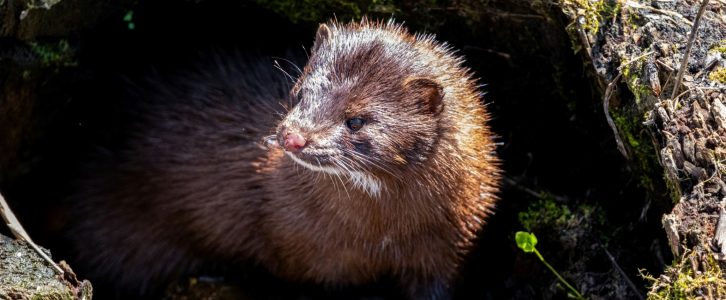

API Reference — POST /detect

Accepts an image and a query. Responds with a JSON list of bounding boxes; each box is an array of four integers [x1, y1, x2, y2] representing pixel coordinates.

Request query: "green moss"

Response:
[[642, 251, 726, 299], [563, 0, 620, 33], [612, 52, 669, 196], [709, 67, 726, 83], [620, 57, 652, 105], [560, 0, 612, 33], [519, 196, 573, 231], [29, 39, 77, 69], [252, 0, 399, 24], [575, 0, 605, 33], [613, 108, 679, 200], [612, 111, 660, 194], [560, 0, 622, 55], [709, 40, 726, 54], [518, 196, 604, 232]]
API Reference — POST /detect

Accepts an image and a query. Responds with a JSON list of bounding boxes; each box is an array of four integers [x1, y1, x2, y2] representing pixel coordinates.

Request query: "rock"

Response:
[[0, 234, 92, 300]]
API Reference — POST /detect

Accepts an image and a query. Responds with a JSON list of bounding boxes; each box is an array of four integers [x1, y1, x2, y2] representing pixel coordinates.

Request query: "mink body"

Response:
[[65, 20, 499, 299]]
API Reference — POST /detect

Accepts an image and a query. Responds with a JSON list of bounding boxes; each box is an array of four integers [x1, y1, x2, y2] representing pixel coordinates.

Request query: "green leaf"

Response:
[[515, 231, 537, 253], [123, 10, 133, 22]]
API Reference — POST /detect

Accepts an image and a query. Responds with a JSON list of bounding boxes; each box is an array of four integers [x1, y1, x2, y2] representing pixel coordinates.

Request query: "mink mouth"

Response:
[[284, 150, 342, 173], [284, 149, 385, 197]]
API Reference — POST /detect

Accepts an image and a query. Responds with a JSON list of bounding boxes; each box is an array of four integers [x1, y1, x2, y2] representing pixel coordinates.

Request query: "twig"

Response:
[[602, 50, 657, 158], [670, 0, 710, 100], [576, 15, 593, 59], [657, 60, 675, 94], [0, 191, 64, 275], [625, 1, 693, 27], [502, 177, 569, 202], [712, 200, 726, 254], [656, 59, 674, 73], [600, 244, 646, 300], [675, 87, 693, 102], [603, 73, 629, 159], [619, 51, 656, 67]]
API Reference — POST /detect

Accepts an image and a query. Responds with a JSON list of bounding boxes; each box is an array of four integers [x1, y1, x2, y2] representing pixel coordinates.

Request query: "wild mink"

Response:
[[64, 19, 500, 299]]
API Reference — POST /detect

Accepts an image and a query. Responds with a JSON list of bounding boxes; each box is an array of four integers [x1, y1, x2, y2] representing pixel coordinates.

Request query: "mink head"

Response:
[[276, 20, 450, 196]]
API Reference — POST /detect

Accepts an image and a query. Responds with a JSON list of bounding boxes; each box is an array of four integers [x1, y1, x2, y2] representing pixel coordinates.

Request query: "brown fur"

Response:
[[65, 19, 499, 299]]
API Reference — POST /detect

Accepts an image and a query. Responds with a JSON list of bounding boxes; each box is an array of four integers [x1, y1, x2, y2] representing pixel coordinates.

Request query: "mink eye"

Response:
[[345, 118, 365, 132]]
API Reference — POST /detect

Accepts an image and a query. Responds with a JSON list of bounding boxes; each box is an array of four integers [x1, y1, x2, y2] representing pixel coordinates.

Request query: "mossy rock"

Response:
[[558, 0, 726, 297], [0, 234, 92, 300]]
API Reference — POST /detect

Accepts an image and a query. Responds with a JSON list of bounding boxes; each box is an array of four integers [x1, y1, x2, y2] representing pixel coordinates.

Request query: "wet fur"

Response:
[[65, 20, 500, 299]]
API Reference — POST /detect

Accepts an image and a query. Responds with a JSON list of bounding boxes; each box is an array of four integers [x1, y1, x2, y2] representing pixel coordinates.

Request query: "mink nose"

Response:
[[283, 132, 307, 152]]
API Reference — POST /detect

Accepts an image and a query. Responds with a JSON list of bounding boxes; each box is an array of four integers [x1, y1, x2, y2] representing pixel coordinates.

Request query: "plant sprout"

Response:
[[515, 231, 585, 299]]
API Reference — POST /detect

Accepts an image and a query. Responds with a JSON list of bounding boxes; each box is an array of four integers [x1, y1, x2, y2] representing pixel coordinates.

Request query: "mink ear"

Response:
[[404, 78, 444, 115], [316, 23, 332, 42], [312, 23, 332, 53]]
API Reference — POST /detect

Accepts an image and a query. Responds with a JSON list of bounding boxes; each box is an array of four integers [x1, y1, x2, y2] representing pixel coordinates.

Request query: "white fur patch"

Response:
[[349, 171, 382, 197], [285, 152, 383, 197]]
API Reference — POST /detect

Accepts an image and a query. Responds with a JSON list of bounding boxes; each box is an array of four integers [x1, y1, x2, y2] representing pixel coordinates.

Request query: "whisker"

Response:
[[301, 45, 310, 60], [316, 158, 339, 193], [343, 150, 400, 181], [331, 161, 351, 201], [273, 60, 296, 84], [276, 102, 290, 113], [283, 149, 389, 197], [345, 150, 388, 170], [272, 56, 303, 76]]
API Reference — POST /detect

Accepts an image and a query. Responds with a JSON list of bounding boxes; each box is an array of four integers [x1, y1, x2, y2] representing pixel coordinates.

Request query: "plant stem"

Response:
[[534, 248, 584, 299], [670, 0, 710, 100]]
